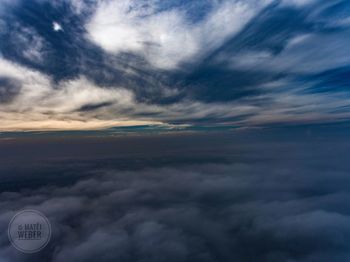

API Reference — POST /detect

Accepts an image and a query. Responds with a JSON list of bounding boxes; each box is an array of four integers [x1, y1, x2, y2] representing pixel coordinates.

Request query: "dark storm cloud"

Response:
[[0, 130, 350, 262]]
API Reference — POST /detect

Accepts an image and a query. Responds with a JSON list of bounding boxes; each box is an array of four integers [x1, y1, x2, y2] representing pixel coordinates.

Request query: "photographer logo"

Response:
[[8, 210, 51, 253]]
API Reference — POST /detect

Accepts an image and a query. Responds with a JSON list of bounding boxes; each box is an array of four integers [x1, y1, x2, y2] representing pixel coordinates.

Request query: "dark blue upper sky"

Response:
[[0, 0, 350, 131]]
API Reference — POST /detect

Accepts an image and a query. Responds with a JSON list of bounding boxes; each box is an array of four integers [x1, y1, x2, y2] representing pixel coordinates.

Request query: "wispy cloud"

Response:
[[86, 0, 272, 69], [0, 0, 350, 131]]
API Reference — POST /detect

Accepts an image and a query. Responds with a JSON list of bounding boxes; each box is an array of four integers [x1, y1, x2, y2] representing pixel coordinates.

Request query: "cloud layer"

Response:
[[0, 131, 350, 261]]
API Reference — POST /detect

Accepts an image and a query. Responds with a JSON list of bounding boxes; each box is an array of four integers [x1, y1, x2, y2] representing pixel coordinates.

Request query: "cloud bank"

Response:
[[1, 143, 350, 261]]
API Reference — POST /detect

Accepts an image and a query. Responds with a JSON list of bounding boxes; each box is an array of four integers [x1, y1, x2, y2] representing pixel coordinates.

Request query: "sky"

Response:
[[0, 0, 350, 131], [1, 1, 350, 262]]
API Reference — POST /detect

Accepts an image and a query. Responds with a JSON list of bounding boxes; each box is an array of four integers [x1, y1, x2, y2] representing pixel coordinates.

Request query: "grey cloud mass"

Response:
[[0, 129, 350, 261]]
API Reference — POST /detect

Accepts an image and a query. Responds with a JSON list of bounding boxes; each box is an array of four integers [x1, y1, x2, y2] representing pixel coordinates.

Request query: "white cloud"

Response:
[[69, 0, 90, 14], [0, 57, 260, 130], [223, 31, 350, 74], [226, 50, 273, 69], [0, 57, 248, 131], [86, 0, 272, 69], [280, 0, 317, 7], [286, 34, 312, 47], [1, 48, 350, 131], [270, 32, 350, 73], [12, 26, 47, 63], [1, 55, 349, 131], [0, 58, 163, 131], [240, 82, 350, 126]]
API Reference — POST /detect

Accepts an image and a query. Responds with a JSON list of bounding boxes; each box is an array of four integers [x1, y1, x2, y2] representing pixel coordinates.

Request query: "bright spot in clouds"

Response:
[[53, 21, 63, 32]]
